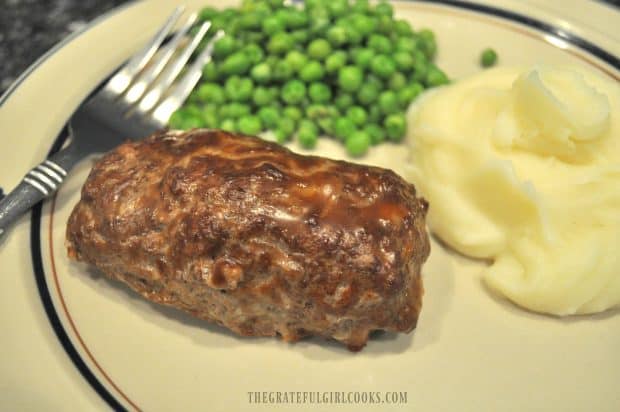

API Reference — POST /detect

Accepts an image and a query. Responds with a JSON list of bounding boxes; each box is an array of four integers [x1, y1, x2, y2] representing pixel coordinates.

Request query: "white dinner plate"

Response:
[[1, 1, 619, 411]]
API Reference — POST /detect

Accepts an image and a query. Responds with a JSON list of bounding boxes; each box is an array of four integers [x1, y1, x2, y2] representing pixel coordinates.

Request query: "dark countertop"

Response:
[[0, 0, 618, 96], [0, 0, 128, 94]]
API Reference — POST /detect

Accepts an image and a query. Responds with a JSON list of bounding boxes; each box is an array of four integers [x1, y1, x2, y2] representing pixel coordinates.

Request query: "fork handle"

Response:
[[0, 148, 76, 243]]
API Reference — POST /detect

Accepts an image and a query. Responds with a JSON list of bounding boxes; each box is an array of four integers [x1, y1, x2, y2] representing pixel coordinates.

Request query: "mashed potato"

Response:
[[405, 66, 620, 315]]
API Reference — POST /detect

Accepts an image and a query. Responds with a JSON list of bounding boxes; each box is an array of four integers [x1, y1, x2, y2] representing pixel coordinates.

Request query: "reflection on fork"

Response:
[[0, 5, 224, 242]]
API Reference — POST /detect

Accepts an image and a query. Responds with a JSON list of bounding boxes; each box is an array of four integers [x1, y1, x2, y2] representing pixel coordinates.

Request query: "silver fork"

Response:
[[0, 6, 223, 242]]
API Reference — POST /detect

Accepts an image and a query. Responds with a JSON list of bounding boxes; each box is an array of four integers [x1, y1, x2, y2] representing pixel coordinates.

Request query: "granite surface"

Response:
[[0, 0, 618, 96], [0, 0, 128, 94]]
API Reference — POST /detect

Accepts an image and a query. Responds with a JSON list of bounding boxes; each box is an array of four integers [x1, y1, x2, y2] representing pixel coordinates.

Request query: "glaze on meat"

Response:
[[66, 129, 430, 350]]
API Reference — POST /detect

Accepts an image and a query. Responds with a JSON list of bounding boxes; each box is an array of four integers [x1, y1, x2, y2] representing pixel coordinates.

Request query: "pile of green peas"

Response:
[[169, 0, 449, 157]]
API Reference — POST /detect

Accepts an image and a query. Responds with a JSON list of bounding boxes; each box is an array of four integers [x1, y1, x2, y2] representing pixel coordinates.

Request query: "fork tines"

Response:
[[100, 6, 222, 127]]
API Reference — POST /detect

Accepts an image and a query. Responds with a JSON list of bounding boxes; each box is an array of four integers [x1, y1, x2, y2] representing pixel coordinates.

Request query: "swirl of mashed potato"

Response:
[[405, 65, 620, 315]]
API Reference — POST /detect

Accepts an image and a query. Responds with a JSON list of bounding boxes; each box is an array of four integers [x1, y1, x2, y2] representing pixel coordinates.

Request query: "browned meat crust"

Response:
[[66, 129, 430, 351]]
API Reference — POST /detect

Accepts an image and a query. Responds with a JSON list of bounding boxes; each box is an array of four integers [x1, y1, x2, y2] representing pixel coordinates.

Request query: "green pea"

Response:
[[375, 15, 392, 35], [253, 3, 272, 16], [299, 61, 325, 82], [368, 34, 392, 54], [275, 117, 296, 142], [281, 80, 307, 104], [220, 8, 237, 21], [272, 60, 294, 81], [325, 51, 347, 74], [253, 86, 275, 106], [307, 39, 332, 60], [207, 16, 226, 34], [265, 55, 278, 68], [201, 62, 219, 81], [334, 93, 354, 111], [283, 106, 303, 122], [275, 8, 289, 22], [357, 83, 380, 106], [306, 104, 330, 120], [276, 117, 297, 136], [309, 16, 330, 37], [213, 35, 237, 59], [251, 62, 272, 84], [172, 0, 450, 150], [393, 51, 415, 72], [186, 91, 199, 105], [240, 12, 262, 30], [412, 54, 429, 82], [367, 105, 382, 123], [202, 111, 219, 129], [333, 117, 356, 141], [298, 127, 318, 149], [243, 44, 264, 65], [290, 30, 310, 44], [237, 115, 263, 135], [394, 19, 414, 37], [384, 113, 406, 141], [240, 31, 265, 45], [226, 102, 252, 118], [338, 66, 363, 92], [299, 119, 319, 134], [202, 104, 218, 117], [395, 37, 419, 53], [168, 110, 187, 129], [418, 29, 436, 44], [287, 9, 310, 29], [397, 82, 424, 106], [418, 29, 437, 59], [184, 116, 204, 129], [268, 86, 281, 100], [308, 3, 330, 17], [378, 90, 400, 115], [365, 74, 384, 90], [308, 83, 332, 103], [352, 0, 370, 13], [267, 32, 294, 54], [225, 76, 254, 102], [317, 116, 335, 135], [221, 52, 251, 75], [262, 15, 285, 36], [345, 130, 371, 157], [374, 1, 394, 17], [196, 83, 225, 104], [326, 26, 347, 47], [198, 7, 219, 22], [218, 105, 231, 119], [426, 66, 449, 86], [480, 48, 498, 67], [346, 106, 367, 126], [352, 48, 375, 70], [365, 124, 385, 145], [325, 105, 340, 118], [351, 13, 376, 38], [183, 104, 202, 118], [389, 72, 407, 91], [219, 118, 237, 133], [258, 106, 280, 129], [328, 0, 348, 18], [285, 50, 308, 73], [344, 25, 363, 45], [370, 55, 396, 79]]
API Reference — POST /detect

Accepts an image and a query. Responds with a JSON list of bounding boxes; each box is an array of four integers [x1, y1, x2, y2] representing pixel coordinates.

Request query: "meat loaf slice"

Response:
[[66, 129, 430, 350]]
